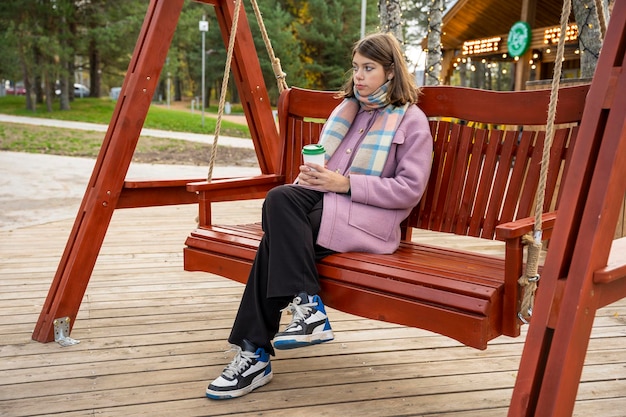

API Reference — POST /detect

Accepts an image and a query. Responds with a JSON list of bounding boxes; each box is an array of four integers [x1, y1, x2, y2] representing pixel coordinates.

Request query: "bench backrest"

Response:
[[277, 84, 590, 241]]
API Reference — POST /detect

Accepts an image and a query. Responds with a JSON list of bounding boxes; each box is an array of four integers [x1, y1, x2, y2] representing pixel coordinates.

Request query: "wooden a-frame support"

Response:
[[32, 0, 279, 343], [32, 0, 626, 415], [508, 1, 626, 415]]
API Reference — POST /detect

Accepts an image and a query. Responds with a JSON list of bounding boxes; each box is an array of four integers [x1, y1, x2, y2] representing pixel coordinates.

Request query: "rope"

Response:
[[207, 0, 243, 181], [206, 0, 287, 181], [518, 0, 571, 323], [249, 0, 288, 93]]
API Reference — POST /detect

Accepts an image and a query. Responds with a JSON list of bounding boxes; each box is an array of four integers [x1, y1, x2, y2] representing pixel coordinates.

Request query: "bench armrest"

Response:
[[187, 174, 285, 201], [118, 177, 207, 208], [495, 211, 558, 241], [189, 174, 286, 227], [594, 237, 626, 285], [497, 211, 556, 338]]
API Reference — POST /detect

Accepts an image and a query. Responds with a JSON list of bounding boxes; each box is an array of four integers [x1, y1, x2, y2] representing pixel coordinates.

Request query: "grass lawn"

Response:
[[0, 95, 250, 138], [0, 95, 257, 166]]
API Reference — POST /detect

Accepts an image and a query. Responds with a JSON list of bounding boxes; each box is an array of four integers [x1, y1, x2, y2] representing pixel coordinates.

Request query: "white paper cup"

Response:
[[302, 144, 325, 169]]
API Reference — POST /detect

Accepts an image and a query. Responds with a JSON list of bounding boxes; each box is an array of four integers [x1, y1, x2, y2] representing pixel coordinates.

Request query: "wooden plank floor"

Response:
[[1, 202, 625, 417]]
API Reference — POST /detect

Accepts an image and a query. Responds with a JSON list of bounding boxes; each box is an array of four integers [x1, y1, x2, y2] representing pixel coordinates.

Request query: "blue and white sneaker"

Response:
[[273, 292, 334, 350], [206, 339, 273, 399]]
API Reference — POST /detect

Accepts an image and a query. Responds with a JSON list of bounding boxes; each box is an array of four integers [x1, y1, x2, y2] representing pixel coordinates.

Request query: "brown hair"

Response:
[[337, 32, 420, 106]]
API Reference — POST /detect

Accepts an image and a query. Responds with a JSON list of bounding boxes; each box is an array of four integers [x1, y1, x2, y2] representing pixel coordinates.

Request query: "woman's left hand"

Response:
[[298, 163, 350, 194]]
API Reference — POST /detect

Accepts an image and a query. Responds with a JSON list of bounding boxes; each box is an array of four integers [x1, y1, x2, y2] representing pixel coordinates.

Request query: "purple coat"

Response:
[[315, 104, 433, 254]]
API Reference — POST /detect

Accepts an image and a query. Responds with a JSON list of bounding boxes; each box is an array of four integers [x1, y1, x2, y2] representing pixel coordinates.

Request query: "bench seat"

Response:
[[185, 224, 512, 349]]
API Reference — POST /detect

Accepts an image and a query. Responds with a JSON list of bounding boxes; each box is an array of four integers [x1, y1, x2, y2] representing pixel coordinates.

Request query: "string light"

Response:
[[544, 24, 579, 44], [462, 37, 502, 56]]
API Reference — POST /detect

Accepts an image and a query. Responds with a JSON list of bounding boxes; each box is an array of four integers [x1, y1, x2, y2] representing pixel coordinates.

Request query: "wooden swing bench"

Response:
[[31, 0, 626, 414], [183, 83, 590, 350]]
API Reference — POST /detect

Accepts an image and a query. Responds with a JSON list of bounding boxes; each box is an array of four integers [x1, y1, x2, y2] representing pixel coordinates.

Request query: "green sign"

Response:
[[507, 21, 531, 57]]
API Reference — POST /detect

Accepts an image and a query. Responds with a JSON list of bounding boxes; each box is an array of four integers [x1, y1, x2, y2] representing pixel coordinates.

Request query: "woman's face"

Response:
[[352, 52, 391, 97]]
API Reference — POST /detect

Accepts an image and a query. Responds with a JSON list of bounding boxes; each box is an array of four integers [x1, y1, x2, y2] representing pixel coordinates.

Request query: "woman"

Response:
[[206, 32, 433, 400]]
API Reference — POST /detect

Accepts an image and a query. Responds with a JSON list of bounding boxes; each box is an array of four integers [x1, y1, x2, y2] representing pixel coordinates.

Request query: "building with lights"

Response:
[[429, 0, 601, 90]]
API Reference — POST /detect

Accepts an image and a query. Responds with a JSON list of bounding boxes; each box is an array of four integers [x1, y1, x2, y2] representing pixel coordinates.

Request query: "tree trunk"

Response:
[[45, 80, 54, 112], [59, 75, 71, 110], [426, 0, 445, 85], [16, 35, 35, 111], [572, 0, 607, 78], [65, 18, 77, 105], [34, 48, 44, 105], [89, 39, 101, 98], [175, 76, 182, 102], [378, 0, 404, 44]]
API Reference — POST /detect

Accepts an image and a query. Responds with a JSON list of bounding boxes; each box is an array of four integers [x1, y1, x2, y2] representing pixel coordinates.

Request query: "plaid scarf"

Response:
[[319, 82, 409, 176]]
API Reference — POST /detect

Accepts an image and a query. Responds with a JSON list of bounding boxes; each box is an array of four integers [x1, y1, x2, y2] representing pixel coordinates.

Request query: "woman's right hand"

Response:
[[298, 163, 350, 194]]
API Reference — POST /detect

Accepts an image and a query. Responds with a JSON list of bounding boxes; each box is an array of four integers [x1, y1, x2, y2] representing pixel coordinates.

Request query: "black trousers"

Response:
[[227, 185, 336, 355]]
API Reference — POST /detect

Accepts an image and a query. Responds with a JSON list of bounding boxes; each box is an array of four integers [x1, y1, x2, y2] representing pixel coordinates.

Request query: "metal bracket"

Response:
[[53, 317, 80, 347], [517, 274, 540, 324], [518, 309, 532, 325]]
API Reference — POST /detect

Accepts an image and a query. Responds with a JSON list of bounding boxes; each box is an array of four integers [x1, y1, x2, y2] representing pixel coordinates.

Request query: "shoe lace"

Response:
[[280, 297, 317, 329], [222, 345, 259, 379]]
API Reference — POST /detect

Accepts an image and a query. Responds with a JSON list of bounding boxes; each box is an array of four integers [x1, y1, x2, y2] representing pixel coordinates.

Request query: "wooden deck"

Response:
[[1, 202, 625, 416]]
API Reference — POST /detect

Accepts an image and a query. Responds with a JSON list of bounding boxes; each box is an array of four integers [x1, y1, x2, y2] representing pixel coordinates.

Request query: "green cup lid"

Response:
[[302, 144, 325, 155]]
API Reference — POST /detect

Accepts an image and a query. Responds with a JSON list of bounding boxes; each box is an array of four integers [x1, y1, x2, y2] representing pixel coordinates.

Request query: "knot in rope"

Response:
[[271, 58, 288, 92], [518, 233, 542, 323]]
